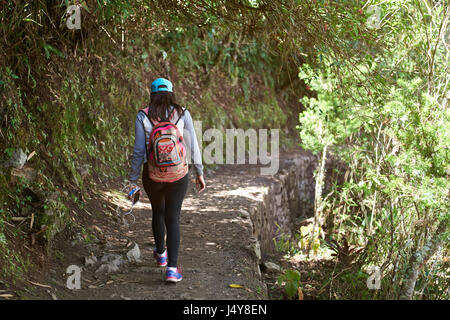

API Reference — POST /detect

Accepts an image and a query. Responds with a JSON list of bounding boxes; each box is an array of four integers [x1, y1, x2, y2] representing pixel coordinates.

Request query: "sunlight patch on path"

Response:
[[98, 190, 152, 210], [211, 186, 268, 202]]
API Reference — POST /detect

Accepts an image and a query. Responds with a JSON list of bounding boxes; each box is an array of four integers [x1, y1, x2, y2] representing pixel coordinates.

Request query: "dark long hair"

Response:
[[148, 91, 184, 122]]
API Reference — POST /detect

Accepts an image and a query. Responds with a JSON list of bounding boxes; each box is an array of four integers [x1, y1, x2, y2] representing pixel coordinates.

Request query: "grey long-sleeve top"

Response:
[[129, 106, 203, 183]]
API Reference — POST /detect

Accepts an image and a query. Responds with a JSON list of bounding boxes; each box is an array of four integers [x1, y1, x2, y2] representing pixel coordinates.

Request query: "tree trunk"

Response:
[[309, 143, 328, 255], [399, 218, 448, 300]]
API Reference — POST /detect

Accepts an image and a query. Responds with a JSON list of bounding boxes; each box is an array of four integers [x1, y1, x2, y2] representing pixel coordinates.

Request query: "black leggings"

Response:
[[142, 163, 189, 267]]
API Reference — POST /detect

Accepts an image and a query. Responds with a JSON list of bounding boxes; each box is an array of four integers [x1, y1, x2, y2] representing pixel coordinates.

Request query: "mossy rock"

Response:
[[37, 198, 69, 243]]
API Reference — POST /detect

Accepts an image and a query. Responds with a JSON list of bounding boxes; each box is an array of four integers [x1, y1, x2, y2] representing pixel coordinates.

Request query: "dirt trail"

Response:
[[21, 154, 301, 300]]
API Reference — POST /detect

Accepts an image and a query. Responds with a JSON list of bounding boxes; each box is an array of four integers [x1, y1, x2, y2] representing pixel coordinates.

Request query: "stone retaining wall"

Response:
[[249, 154, 317, 260]]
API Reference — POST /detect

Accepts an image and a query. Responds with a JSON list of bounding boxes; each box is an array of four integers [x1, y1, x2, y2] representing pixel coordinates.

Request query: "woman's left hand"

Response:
[[195, 175, 206, 193], [127, 183, 142, 200]]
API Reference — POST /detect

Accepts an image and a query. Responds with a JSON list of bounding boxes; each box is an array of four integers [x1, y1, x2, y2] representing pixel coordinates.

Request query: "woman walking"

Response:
[[128, 78, 205, 282]]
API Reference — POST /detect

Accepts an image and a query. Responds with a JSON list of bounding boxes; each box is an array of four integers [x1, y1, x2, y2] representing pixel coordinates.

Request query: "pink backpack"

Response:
[[141, 107, 188, 182]]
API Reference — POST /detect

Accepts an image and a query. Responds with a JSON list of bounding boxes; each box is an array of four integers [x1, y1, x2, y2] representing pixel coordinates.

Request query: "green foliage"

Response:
[[0, 207, 31, 284], [277, 269, 301, 299], [274, 232, 298, 255], [331, 270, 374, 300], [1, 0, 307, 289], [10, 0, 448, 300], [0, 243, 30, 284], [0, 213, 5, 245], [297, 64, 362, 154], [296, 0, 449, 299], [38, 198, 69, 244]]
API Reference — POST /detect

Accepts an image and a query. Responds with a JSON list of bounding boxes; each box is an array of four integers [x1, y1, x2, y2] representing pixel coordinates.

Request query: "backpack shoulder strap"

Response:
[[138, 108, 152, 160], [174, 107, 186, 126], [139, 107, 155, 126]]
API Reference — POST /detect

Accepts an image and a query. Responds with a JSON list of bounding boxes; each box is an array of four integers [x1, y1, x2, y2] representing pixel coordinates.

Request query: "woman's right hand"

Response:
[[195, 175, 206, 193]]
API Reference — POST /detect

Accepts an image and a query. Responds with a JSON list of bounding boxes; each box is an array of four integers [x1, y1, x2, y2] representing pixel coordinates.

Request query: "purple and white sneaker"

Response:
[[153, 249, 167, 267], [166, 267, 182, 283]]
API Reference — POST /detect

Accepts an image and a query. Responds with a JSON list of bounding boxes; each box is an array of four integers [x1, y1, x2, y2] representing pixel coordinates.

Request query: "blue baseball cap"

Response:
[[151, 78, 173, 93]]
